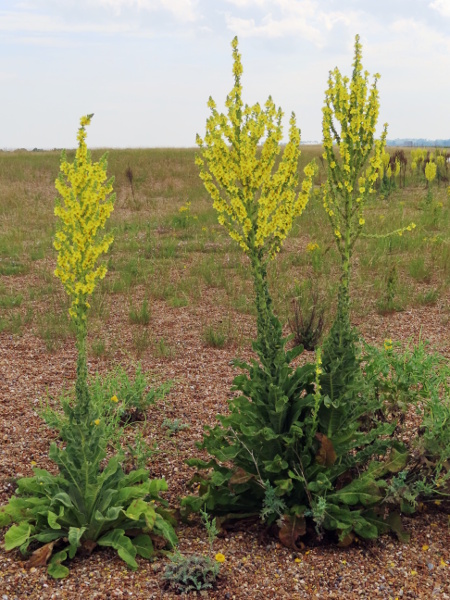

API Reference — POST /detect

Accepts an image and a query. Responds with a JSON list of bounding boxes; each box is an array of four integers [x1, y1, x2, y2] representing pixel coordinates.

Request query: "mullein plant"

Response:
[[183, 38, 410, 547], [0, 116, 176, 578], [320, 35, 416, 405], [425, 159, 437, 203], [196, 36, 315, 365]]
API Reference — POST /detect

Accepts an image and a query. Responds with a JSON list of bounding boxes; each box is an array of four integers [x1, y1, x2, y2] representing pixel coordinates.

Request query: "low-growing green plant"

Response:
[[129, 298, 151, 325], [163, 418, 190, 436], [154, 337, 176, 359], [132, 328, 152, 357], [202, 321, 232, 349], [0, 292, 23, 308], [163, 552, 221, 594], [162, 508, 222, 594]]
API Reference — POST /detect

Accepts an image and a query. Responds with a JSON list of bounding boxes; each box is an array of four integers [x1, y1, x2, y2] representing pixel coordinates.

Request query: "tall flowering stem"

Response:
[[54, 114, 115, 423], [196, 37, 314, 356], [322, 35, 386, 315]]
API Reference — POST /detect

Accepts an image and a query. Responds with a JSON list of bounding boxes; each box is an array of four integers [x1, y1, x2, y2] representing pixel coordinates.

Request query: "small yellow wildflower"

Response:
[[306, 242, 320, 252], [294, 558, 301, 563], [359, 218, 365, 226], [215, 553, 226, 563], [384, 339, 393, 352], [111, 395, 119, 403], [94, 419, 100, 426], [410, 570, 417, 576], [30, 460, 37, 466]]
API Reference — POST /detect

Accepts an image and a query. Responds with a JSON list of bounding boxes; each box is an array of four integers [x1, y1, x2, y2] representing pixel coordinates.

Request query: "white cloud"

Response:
[[223, 0, 358, 46], [225, 11, 323, 44], [95, 0, 199, 20], [430, 0, 450, 18]]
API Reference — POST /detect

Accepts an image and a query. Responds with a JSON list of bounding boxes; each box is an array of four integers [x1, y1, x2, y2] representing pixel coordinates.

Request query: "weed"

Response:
[[132, 329, 152, 357], [408, 257, 431, 283], [129, 298, 151, 325], [154, 337, 176, 359], [0, 292, 23, 308], [288, 279, 325, 351], [163, 418, 190, 436]]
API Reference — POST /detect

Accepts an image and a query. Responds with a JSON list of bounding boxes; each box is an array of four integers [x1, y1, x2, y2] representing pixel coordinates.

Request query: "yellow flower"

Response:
[[215, 553, 226, 563], [306, 242, 320, 252], [111, 395, 119, 403], [94, 419, 100, 426], [422, 545, 429, 551], [359, 218, 365, 226], [384, 338, 393, 352]]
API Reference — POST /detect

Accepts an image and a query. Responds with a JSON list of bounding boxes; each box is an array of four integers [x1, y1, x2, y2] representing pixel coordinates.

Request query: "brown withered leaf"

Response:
[[315, 432, 337, 467], [278, 514, 306, 550], [228, 468, 255, 490], [26, 541, 55, 568]]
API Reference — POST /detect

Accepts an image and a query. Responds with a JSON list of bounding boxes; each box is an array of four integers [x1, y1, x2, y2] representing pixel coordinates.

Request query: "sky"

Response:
[[1, 0, 450, 149]]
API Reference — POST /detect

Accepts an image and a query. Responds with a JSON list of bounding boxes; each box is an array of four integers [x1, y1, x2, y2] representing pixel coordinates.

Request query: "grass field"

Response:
[[0, 146, 448, 357]]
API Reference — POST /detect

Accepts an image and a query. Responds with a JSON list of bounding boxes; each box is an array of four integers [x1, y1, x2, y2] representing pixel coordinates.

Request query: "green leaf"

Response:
[[330, 478, 383, 507], [4, 522, 33, 551], [97, 529, 138, 569], [68, 527, 87, 559], [0, 506, 12, 527], [48, 550, 69, 579], [47, 510, 62, 530], [131, 534, 154, 559], [47, 563, 70, 579], [385, 448, 408, 474], [153, 514, 178, 548], [34, 530, 65, 544]]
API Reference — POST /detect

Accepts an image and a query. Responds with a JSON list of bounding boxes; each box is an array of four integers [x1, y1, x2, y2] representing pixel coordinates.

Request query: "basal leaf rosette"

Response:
[[54, 114, 115, 326], [196, 36, 315, 262]]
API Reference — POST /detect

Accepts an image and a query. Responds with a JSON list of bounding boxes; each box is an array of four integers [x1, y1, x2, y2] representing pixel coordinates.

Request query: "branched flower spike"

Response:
[[196, 36, 315, 263], [54, 114, 115, 329]]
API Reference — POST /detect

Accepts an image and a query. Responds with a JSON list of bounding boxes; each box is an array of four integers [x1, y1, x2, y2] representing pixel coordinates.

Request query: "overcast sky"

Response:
[[2, 0, 449, 149]]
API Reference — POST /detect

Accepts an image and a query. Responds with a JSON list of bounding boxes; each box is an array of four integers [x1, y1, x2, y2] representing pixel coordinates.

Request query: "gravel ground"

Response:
[[1, 286, 450, 599]]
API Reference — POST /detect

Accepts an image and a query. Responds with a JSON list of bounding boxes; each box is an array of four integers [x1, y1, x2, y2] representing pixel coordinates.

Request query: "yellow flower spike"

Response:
[[197, 37, 314, 263], [54, 115, 115, 327]]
